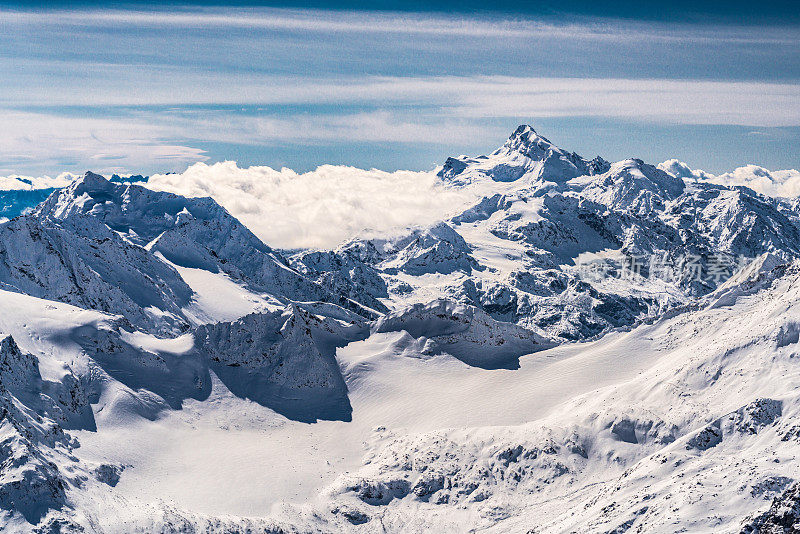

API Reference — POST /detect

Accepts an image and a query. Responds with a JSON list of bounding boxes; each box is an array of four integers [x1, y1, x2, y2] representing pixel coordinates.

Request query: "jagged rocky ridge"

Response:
[[0, 334, 119, 532], [373, 299, 554, 369], [195, 303, 367, 422]]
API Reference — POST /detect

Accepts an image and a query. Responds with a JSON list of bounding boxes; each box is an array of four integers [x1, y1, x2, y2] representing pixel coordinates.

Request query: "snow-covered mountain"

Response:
[[297, 126, 800, 340], [0, 126, 798, 533], [0, 172, 379, 336]]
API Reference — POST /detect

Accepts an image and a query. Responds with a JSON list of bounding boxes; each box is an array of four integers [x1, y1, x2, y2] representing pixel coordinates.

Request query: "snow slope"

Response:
[[53, 252, 800, 533], [304, 260, 800, 532]]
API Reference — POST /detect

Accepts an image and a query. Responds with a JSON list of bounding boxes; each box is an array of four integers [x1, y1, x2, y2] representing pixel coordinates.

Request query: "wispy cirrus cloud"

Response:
[[4, 7, 797, 43], [445, 78, 800, 127], [0, 72, 798, 175], [3, 76, 799, 125], [1, 5, 798, 175], [0, 111, 207, 176], [163, 110, 497, 146]]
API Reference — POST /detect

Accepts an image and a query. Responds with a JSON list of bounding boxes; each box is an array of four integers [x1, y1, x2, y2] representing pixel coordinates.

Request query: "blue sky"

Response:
[[0, 3, 798, 176]]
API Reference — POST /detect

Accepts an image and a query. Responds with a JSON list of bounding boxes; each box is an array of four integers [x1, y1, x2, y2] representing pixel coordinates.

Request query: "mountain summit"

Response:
[[439, 124, 609, 184]]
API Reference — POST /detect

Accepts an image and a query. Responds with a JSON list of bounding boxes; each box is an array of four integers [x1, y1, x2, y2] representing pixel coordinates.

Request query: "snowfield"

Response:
[[0, 126, 798, 533]]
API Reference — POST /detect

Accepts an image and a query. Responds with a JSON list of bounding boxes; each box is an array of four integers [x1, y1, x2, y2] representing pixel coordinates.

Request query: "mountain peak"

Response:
[[64, 171, 116, 197], [81, 170, 109, 186], [439, 125, 610, 184], [509, 124, 538, 138], [508, 124, 547, 142], [502, 124, 561, 160]]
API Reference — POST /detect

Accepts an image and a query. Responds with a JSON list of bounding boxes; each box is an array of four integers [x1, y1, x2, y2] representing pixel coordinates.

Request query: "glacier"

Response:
[[0, 126, 798, 532]]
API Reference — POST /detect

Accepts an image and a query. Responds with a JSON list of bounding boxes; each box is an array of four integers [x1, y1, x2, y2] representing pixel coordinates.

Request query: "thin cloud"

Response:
[[0, 111, 208, 175], [5, 8, 796, 43], [2, 77, 798, 127], [164, 110, 498, 147], [446, 78, 800, 127]]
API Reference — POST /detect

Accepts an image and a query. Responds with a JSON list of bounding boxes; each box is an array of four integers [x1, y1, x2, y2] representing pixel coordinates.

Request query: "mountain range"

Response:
[[0, 126, 798, 533]]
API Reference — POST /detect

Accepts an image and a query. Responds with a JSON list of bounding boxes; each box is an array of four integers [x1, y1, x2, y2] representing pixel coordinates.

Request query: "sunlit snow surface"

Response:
[[2, 259, 797, 532]]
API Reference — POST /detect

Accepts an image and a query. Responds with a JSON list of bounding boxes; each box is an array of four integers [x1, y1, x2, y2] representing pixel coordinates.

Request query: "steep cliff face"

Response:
[[36, 172, 329, 304], [0, 211, 194, 335], [195, 304, 366, 422]]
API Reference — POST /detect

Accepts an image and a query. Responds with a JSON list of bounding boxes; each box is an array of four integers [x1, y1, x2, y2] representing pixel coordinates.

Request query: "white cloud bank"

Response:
[[0, 163, 486, 250], [147, 161, 800, 249], [146, 162, 487, 250], [4, 160, 799, 251], [659, 159, 800, 198]]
